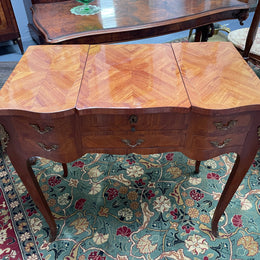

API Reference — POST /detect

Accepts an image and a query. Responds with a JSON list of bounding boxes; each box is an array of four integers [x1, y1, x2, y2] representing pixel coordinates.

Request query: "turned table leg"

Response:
[[9, 153, 57, 242]]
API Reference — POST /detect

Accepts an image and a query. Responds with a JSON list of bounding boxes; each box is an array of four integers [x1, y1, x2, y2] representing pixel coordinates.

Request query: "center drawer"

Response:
[[80, 112, 189, 132], [82, 130, 186, 149]]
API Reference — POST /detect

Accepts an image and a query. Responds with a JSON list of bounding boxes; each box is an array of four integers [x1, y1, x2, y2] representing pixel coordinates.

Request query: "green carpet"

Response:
[[1, 147, 259, 259]]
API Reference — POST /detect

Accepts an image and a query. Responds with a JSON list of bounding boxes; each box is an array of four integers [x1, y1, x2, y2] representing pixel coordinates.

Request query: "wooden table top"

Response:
[[1, 42, 260, 116], [32, 0, 253, 44]]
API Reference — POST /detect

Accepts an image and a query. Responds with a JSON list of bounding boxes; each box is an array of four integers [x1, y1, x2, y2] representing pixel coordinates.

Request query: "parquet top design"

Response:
[[1, 42, 260, 115], [173, 42, 260, 111], [32, 0, 251, 43], [77, 44, 190, 112], [0, 45, 89, 114]]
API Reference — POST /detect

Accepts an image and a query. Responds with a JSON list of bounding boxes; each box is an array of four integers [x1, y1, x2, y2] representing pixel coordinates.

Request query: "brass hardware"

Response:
[[210, 138, 231, 149], [214, 120, 237, 131], [122, 139, 144, 148], [129, 115, 138, 131], [30, 124, 53, 134], [38, 143, 58, 152], [129, 115, 138, 124], [0, 124, 9, 152]]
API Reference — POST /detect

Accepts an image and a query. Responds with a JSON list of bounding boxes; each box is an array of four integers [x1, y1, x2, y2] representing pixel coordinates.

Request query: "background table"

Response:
[[24, 0, 254, 44]]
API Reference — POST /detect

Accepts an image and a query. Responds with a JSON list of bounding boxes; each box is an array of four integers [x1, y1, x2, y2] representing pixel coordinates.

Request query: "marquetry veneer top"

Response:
[[32, 0, 251, 43], [1, 42, 260, 115]]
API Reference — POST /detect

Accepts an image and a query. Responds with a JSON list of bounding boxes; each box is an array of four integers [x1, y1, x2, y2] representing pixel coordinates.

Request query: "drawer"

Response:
[[82, 131, 186, 149], [80, 112, 188, 132], [190, 133, 247, 150], [11, 116, 79, 160], [13, 116, 74, 139], [191, 114, 251, 135]]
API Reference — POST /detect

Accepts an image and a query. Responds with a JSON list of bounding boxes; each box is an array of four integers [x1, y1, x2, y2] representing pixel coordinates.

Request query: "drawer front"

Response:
[[81, 112, 188, 132], [191, 114, 251, 135], [191, 133, 247, 150], [82, 131, 186, 149], [12, 116, 78, 160]]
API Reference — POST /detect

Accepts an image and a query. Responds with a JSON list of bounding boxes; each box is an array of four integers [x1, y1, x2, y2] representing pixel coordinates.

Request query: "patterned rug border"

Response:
[[0, 148, 41, 259]]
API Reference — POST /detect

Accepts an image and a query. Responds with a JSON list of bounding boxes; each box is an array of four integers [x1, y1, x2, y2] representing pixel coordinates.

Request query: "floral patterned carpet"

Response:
[[0, 146, 260, 260]]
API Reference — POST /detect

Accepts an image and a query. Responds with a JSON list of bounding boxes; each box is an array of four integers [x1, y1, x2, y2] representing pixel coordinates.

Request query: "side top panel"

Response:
[[0, 45, 89, 115], [172, 42, 260, 113], [77, 44, 191, 114]]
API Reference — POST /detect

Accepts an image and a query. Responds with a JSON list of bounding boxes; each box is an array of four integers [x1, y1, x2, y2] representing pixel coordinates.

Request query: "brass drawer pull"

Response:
[[214, 120, 237, 131], [122, 139, 144, 148], [30, 124, 53, 134], [210, 138, 231, 149], [38, 143, 58, 152]]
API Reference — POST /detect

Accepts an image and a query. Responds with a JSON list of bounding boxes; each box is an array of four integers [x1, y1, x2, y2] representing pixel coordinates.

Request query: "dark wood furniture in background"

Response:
[[0, 42, 260, 242], [0, 0, 24, 53], [23, 0, 253, 44], [242, 0, 260, 63]]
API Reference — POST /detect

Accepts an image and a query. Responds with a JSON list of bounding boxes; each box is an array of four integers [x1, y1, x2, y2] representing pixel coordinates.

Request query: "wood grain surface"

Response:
[[173, 42, 260, 113], [77, 44, 190, 113], [31, 0, 253, 44], [1, 42, 260, 241], [0, 45, 89, 115], [1, 42, 260, 114]]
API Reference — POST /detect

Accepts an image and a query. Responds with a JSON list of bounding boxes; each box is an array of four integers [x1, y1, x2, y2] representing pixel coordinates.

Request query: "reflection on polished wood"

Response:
[[0, 42, 260, 242], [30, 0, 254, 44], [0, 45, 89, 114], [77, 44, 190, 111]]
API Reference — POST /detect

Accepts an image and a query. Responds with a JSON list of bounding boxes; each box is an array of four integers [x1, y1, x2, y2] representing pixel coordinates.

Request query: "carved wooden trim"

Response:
[[0, 124, 9, 152], [233, 9, 249, 25]]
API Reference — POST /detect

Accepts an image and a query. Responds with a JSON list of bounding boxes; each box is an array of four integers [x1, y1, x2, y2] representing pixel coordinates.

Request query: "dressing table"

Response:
[[0, 42, 260, 241]]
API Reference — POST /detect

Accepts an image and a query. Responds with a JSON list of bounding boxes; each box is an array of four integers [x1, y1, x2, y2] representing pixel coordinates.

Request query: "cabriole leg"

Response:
[[62, 163, 68, 178], [194, 160, 201, 174], [9, 153, 57, 242], [211, 142, 258, 237]]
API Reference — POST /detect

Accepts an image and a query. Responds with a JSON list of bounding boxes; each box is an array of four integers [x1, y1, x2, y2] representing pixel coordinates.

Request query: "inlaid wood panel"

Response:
[[190, 133, 247, 150], [77, 44, 190, 113], [9, 116, 80, 162], [189, 113, 251, 135], [80, 113, 189, 132], [173, 42, 260, 112], [0, 45, 89, 115], [31, 0, 252, 44], [82, 131, 186, 149]]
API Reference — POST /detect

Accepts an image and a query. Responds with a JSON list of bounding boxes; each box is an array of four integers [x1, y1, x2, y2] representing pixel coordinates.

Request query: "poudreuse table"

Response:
[[0, 42, 260, 241]]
